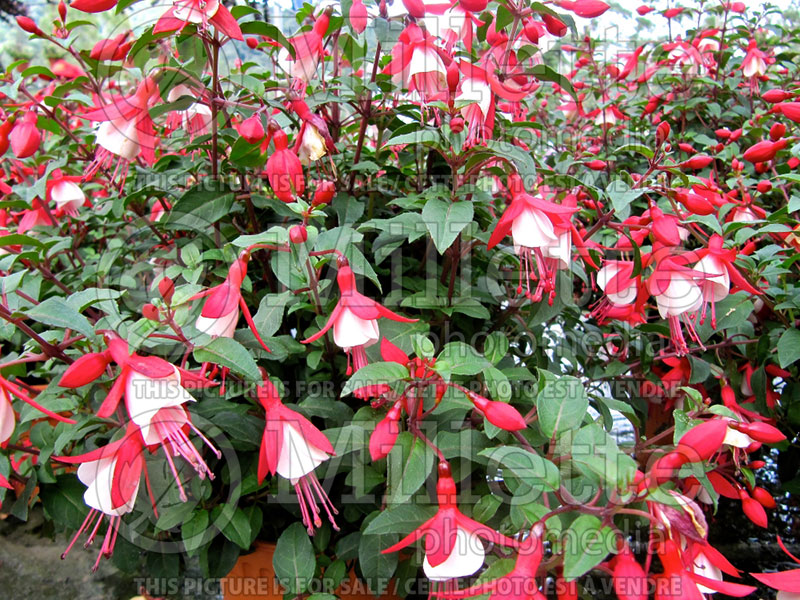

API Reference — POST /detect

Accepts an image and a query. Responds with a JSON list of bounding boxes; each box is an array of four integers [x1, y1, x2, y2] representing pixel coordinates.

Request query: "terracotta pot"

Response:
[[222, 542, 403, 600]]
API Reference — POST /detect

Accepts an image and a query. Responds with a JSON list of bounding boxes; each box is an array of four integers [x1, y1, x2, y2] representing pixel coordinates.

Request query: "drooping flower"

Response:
[[46, 169, 86, 216], [265, 129, 304, 202], [256, 378, 337, 534], [154, 0, 243, 41], [188, 249, 271, 352], [384, 24, 449, 102], [455, 61, 496, 147], [742, 39, 768, 78], [82, 76, 160, 188], [487, 177, 580, 302], [291, 97, 334, 165], [302, 257, 417, 374], [284, 8, 331, 90], [54, 422, 145, 571], [382, 462, 518, 581]]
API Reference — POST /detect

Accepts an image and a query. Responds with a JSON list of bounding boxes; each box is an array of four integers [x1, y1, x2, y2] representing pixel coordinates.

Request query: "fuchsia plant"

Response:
[[0, 0, 799, 597]]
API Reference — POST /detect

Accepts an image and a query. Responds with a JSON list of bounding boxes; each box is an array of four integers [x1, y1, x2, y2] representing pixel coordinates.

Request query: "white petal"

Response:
[[196, 307, 239, 339], [332, 307, 380, 349], [511, 206, 557, 249], [125, 366, 196, 431], [51, 180, 85, 210], [423, 527, 486, 581], [695, 255, 730, 302], [141, 405, 189, 446], [78, 456, 139, 516], [692, 552, 723, 594], [723, 427, 753, 448], [0, 389, 15, 443], [408, 47, 446, 92], [298, 125, 328, 165], [457, 78, 492, 120], [97, 118, 140, 160], [276, 422, 329, 480], [543, 230, 571, 270], [777, 591, 800, 600], [655, 274, 703, 318]]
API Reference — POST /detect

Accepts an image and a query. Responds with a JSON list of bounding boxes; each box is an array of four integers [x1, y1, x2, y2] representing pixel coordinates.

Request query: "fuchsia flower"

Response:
[[46, 169, 86, 216], [647, 255, 708, 356], [436, 524, 547, 600], [188, 249, 271, 353], [691, 234, 761, 326], [742, 39, 768, 78], [165, 85, 213, 140], [59, 332, 219, 500], [592, 259, 642, 321], [285, 9, 331, 90], [611, 543, 648, 600], [455, 61, 496, 147], [154, 0, 243, 41], [291, 97, 335, 165], [302, 257, 416, 374], [54, 422, 144, 570], [82, 76, 160, 188], [382, 462, 518, 581], [751, 536, 800, 597], [384, 24, 449, 102], [1, 373, 76, 443], [487, 175, 585, 302], [255, 378, 337, 534]]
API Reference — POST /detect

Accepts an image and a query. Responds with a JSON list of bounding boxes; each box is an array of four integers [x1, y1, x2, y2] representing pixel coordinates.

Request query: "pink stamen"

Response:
[[62, 509, 97, 559]]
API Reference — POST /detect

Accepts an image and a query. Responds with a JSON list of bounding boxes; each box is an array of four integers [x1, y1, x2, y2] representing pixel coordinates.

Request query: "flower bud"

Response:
[[142, 303, 160, 321], [246, 37, 259, 49], [586, 159, 607, 170], [677, 419, 728, 462], [10, 111, 41, 158], [58, 1, 68, 21], [349, 0, 368, 33], [450, 116, 464, 133], [757, 180, 772, 194], [751, 486, 776, 509], [739, 490, 768, 528], [158, 277, 175, 304], [736, 421, 786, 444], [762, 89, 791, 103], [58, 352, 111, 388], [16, 16, 43, 36], [236, 114, 265, 144], [461, 0, 488, 11], [743, 140, 780, 163], [654, 121, 670, 146], [313, 180, 336, 206], [769, 122, 786, 141], [289, 225, 308, 244], [542, 13, 568, 36]]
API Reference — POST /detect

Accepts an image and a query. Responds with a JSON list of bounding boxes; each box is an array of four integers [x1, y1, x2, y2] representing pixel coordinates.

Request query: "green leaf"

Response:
[[571, 424, 637, 490], [777, 329, 800, 368], [182, 510, 210, 555], [193, 337, 261, 380], [435, 342, 491, 378], [240, 20, 295, 58], [484, 332, 509, 365], [25, 297, 94, 338], [341, 361, 409, 396], [167, 184, 235, 230], [363, 503, 437, 536], [274, 522, 316, 594], [536, 375, 589, 438], [484, 139, 536, 181], [561, 515, 615, 580], [39, 476, 89, 530], [421, 199, 474, 255], [252, 290, 291, 338], [479, 446, 560, 492], [358, 532, 398, 596], [387, 432, 436, 505], [527, 64, 576, 101], [219, 505, 252, 550]]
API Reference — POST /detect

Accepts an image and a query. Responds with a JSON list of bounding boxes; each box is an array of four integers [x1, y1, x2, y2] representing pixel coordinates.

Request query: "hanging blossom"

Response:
[[255, 378, 337, 534], [382, 462, 518, 586], [82, 76, 160, 189], [188, 249, 272, 352], [1, 371, 76, 444], [454, 61, 496, 147], [283, 8, 331, 92], [58, 332, 219, 500], [302, 256, 417, 374], [154, 0, 243, 40], [53, 422, 145, 571], [384, 24, 449, 103], [46, 169, 86, 217], [487, 175, 595, 303]]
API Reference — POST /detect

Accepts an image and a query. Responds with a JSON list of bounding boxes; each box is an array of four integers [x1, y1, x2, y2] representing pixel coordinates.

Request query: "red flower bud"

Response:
[[265, 130, 304, 202], [313, 180, 336, 206], [16, 16, 43, 36], [751, 486, 776, 509], [401, 0, 426, 18], [523, 19, 541, 44], [236, 114, 265, 144], [59, 352, 111, 387], [246, 37, 259, 49], [586, 159, 607, 170], [468, 392, 526, 431], [142, 303, 160, 321], [58, 1, 68, 21], [0, 120, 11, 156], [636, 5, 654, 16], [70, 0, 118, 12], [90, 33, 132, 61], [655, 121, 670, 145], [779, 102, 800, 123], [158, 277, 175, 304], [762, 89, 791, 103], [450, 116, 464, 133], [757, 180, 772, 194], [682, 154, 713, 169], [10, 111, 41, 158], [349, 0, 368, 33], [789, 157, 800, 169], [743, 140, 780, 163], [542, 13, 568, 36], [769, 122, 786, 141], [664, 7, 683, 17], [289, 225, 308, 244], [369, 401, 403, 460], [446, 61, 460, 94], [567, 0, 610, 18], [739, 490, 768, 528], [461, 0, 488, 11], [736, 422, 786, 444]]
